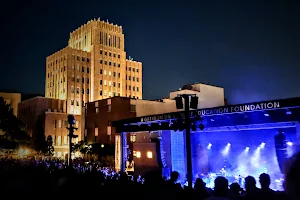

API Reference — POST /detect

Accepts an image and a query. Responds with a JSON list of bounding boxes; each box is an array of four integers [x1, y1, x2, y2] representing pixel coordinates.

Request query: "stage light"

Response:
[[287, 141, 293, 146], [190, 96, 198, 109], [199, 124, 205, 130], [207, 143, 212, 149], [191, 123, 197, 131], [260, 142, 265, 149], [286, 110, 292, 115], [222, 143, 231, 156], [245, 147, 250, 151], [210, 119, 214, 122], [264, 113, 269, 117], [175, 97, 183, 109]]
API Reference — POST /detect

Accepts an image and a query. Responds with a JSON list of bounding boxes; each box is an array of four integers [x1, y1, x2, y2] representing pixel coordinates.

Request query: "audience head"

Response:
[[259, 173, 271, 189], [230, 182, 241, 194], [245, 176, 256, 191], [170, 171, 179, 183], [194, 178, 206, 190], [214, 176, 229, 197]]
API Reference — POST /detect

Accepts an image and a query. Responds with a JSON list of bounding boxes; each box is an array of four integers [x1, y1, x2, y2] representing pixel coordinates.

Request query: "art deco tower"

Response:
[[45, 18, 143, 115]]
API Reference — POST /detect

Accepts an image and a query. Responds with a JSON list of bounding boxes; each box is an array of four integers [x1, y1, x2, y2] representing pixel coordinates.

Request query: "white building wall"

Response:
[[169, 83, 225, 109], [130, 99, 177, 117]]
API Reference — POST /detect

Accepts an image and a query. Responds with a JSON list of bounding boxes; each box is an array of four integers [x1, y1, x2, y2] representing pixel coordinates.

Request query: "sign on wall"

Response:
[[115, 135, 121, 171]]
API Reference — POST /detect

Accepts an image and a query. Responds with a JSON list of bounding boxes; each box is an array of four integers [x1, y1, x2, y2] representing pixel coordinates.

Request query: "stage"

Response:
[[113, 97, 300, 190]]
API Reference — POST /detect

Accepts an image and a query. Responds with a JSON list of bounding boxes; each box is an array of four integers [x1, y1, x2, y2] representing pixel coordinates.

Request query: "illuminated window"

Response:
[[136, 151, 141, 158], [147, 151, 153, 159]]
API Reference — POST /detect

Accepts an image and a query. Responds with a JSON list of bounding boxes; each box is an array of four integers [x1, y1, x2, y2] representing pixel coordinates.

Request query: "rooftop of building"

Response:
[[70, 18, 123, 35]]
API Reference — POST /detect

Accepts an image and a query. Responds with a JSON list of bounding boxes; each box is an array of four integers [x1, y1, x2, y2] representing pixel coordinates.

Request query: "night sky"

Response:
[[1, 0, 300, 104]]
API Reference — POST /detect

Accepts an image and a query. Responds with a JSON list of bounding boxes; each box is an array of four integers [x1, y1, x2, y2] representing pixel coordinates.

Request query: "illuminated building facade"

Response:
[[45, 18, 143, 115], [18, 97, 82, 158]]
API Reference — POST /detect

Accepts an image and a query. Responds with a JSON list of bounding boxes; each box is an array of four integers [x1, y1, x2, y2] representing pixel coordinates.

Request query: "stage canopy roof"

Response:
[[112, 97, 300, 133]]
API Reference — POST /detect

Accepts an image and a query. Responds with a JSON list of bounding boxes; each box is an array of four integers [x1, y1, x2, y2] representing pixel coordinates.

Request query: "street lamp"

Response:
[[175, 94, 198, 188]]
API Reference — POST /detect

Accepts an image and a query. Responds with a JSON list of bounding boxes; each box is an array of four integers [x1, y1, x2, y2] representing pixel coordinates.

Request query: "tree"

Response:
[[46, 135, 54, 156], [34, 115, 47, 153], [0, 97, 30, 147], [72, 140, 92, 158]]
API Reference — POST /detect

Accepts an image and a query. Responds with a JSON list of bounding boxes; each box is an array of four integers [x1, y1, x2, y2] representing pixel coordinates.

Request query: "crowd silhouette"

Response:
[[0, 153, 299, 200]]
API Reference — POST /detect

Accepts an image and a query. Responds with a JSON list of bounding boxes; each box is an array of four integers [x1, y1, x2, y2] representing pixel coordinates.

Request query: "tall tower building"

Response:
[[45, 18, 143, 115]]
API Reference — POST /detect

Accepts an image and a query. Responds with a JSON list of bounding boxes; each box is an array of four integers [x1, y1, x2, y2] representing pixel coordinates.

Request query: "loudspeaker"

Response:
[[175, 97, 183, 109], [190, 96, 198, 109], [274, 131, 288, 173]]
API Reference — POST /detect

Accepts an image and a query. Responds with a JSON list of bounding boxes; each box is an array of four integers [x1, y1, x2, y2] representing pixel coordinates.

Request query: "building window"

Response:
[[82, 67, 84, 72], [96, 107, 99, 113], [57, 136, 61, 146], [54, 120, 56, 128], [137, 78, 139, 82], [76, 87, 79, 94], [118, 54, 120, 59], [100, 59, 102, 64], [118, 83, 120, 88], [100, 50, 103, 54], [100, 80, 102, 85], [82, 77, 84, 83], [137, 87, 139, 92], [135, 151, 141, 158], [130, 105, 136, 112], [107, 105, 111, 112], [100, 69, 102, 74], [108, 91, 112, 97], [87, 68, 90, 73], [104, 80, 107, 85], [71, 100, 74, 105], [117, 63, 120, 67], [100, 90, 102, 96], [58, 120, 62, 128], [113, 82, 116, 87], [109, 71, 111, 76], [130, 135, 136, 142], [118, 73, 120, 78], [147, 151, 153, 159], [63, 136, 67, 145]]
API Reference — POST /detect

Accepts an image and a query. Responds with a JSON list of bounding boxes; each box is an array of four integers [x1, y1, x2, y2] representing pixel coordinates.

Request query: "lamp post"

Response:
[[175, 94, 198, 188], [67, 115, 78, 168]]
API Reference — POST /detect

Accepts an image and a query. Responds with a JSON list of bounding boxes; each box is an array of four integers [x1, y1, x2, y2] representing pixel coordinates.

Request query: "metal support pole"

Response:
[[184, 95, 193, 188], [68, 126, 74, 168], [120, 132, 127, 173]]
